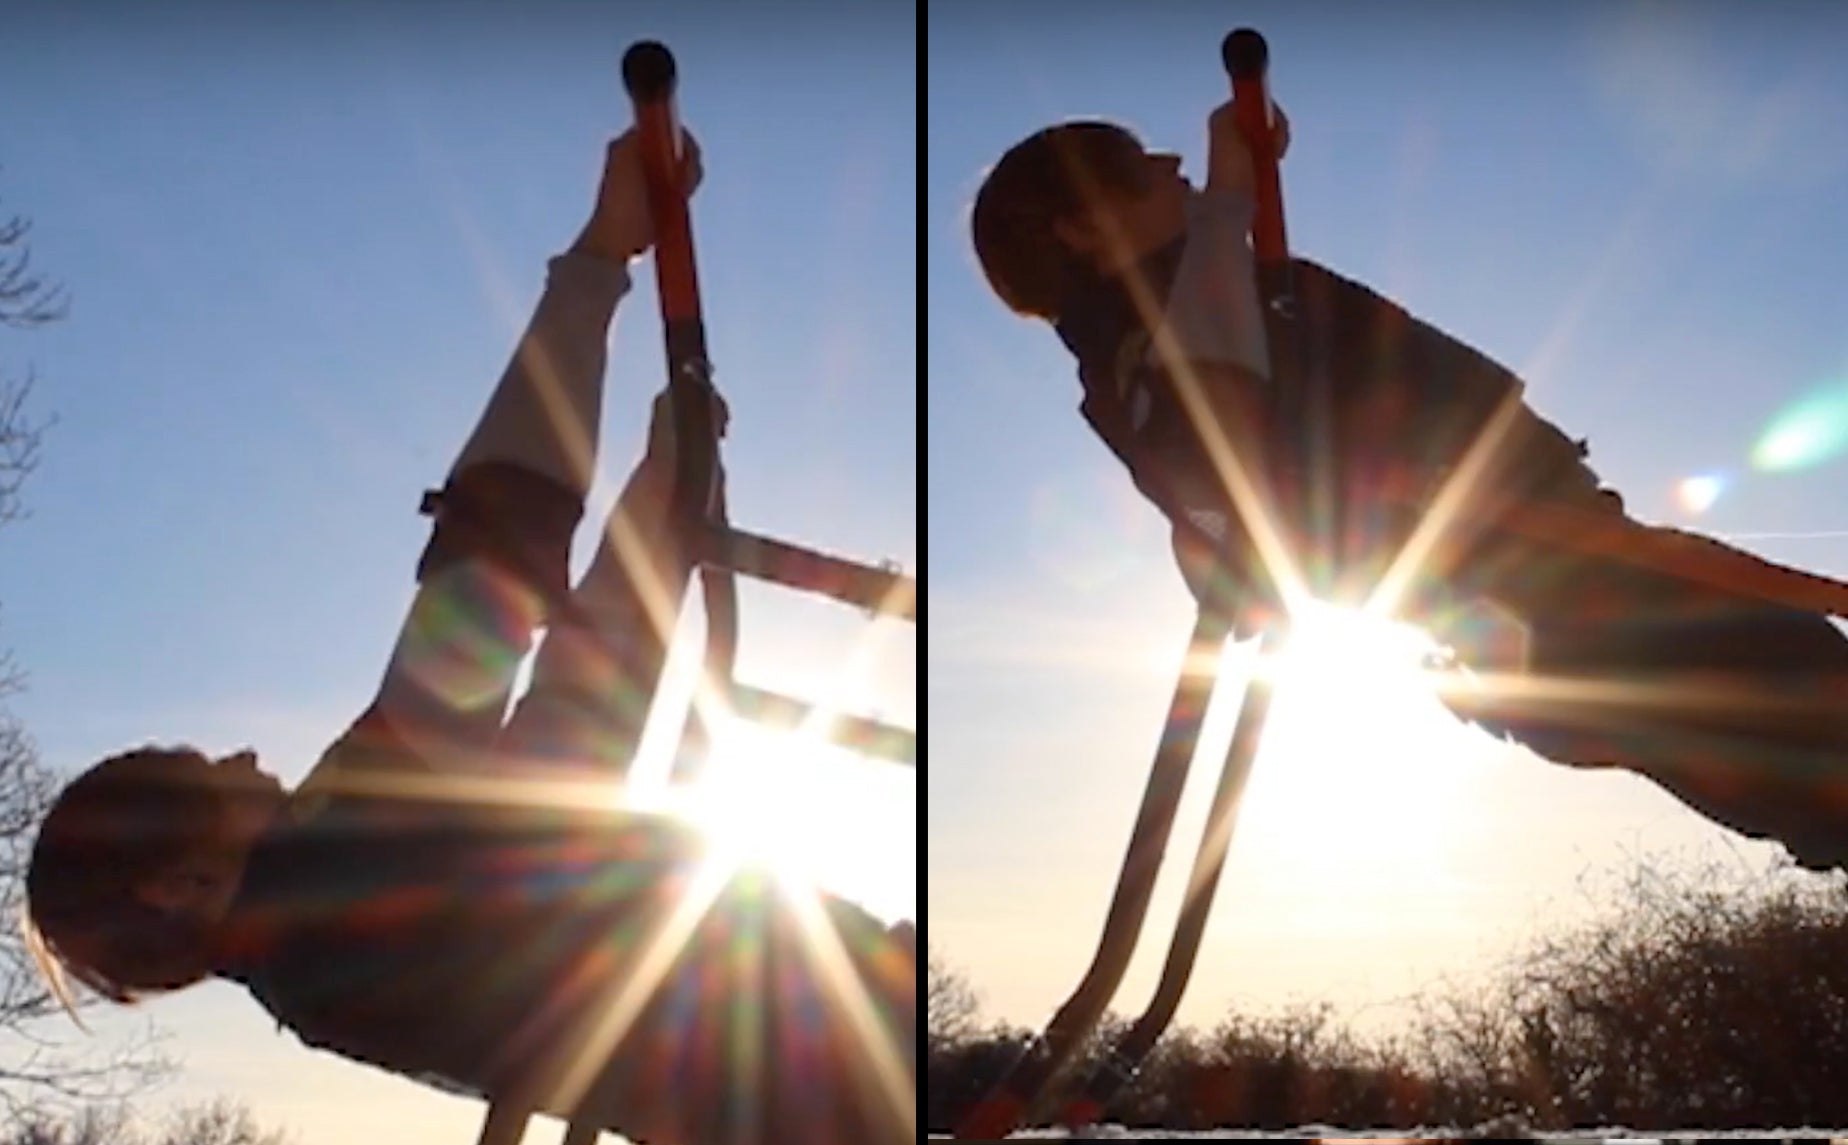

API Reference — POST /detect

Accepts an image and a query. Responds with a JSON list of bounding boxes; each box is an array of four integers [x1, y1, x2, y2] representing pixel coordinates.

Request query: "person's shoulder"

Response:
[[1290, 256, 1373, 300], [288, 709, 461, 823]]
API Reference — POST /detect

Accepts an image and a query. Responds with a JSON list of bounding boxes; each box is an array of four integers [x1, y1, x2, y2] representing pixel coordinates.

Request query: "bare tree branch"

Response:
[[0, 181, 57, 528], [0, 373, 47, 528], [0, 1097, 297, 1145], [0, 190, 69, 330], [152, 1099, 296, 1145], [0, 175, 165, 1115], [927, 946, 982, 1052]]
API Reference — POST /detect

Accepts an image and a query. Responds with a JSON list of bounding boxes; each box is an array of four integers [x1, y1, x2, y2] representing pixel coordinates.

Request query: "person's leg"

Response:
[[312, 253, 634, 783], [491, 391, 704, 780], [1438, 540, 1848, 872]]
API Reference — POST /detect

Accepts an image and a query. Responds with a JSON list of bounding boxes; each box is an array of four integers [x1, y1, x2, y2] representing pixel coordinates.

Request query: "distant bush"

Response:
[[0, 1099, 293, 1145], [1454, 858, 1848, 1129], [1184, 1003, 1439, 1130], [926, 855, 1848, 1133]]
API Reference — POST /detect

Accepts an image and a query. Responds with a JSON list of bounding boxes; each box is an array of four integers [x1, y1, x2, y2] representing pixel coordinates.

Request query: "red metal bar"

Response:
[[624, 44, 703, 327], [1056, 633, 1280, 1127], [1020, 29, 1312, 1136], [704, 526, 918, 621], [1225, 28, 1342, 601], [622, 41, 739, 787], [952, 611, 1233, 1138], [728, 681, 916, 767], [1225, 31, 1290, 268]]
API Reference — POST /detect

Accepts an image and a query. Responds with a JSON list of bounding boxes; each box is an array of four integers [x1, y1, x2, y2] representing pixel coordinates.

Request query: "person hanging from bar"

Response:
[[967, 97, 1848, 873], [23, 126, 916, 1145]]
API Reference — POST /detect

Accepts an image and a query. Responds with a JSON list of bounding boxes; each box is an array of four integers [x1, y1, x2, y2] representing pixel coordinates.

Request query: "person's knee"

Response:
[[416, 462, 584, 611]]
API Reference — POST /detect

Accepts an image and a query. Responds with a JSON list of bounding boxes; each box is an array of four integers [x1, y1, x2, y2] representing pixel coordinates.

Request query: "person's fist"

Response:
[[1204, 100, 1290, 197], [573, 127, 704, 263]]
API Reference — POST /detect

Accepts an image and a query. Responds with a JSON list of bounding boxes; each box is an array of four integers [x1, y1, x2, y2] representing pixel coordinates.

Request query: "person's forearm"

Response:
[[446, 250, 635, 499], [568, 222, 638, 266]]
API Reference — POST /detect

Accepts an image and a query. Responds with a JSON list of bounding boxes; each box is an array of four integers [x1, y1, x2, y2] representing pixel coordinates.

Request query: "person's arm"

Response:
[[446, 131, 705, 500], [1153, 189, 1270, 383], [293, 134, 707, 804], [1141, 105, 1291, 622], [290, 258, 633, 809], [1128, 182, 1276, 565], [438, 249, 633, 501], [1146, 101, 1289, 388]]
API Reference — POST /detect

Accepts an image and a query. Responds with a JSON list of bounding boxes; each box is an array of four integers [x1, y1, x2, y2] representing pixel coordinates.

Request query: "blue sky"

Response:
[[929, 1, 1848, 1040], [1, 3, 914, 1143]]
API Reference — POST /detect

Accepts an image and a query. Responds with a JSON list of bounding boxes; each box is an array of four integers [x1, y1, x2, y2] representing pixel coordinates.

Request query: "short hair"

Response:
[[970, 120, 1149, 321], [24, 745, 226, 1006]]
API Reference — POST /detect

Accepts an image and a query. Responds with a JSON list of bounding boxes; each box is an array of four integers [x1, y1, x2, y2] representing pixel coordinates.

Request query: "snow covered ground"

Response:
[[931, 1128, 1848, 1141]]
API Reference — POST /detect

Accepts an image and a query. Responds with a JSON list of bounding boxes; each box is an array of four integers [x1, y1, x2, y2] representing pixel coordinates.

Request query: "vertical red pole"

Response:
[[1224, 28, 1338, 600], [620, 41, 738, 776]]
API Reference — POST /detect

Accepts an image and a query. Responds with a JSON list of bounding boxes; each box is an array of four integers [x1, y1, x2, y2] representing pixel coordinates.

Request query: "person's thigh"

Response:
[[1444, 577, 1848, 871], [317, 560, 552, 785], [494, 459, 689, 778]]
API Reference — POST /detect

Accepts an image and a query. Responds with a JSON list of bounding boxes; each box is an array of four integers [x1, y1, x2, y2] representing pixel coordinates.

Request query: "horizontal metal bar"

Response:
[[704, 526, 916, 622], [729, 681, 915, 767]]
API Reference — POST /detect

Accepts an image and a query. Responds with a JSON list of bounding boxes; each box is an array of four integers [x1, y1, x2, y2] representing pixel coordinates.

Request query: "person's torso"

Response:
[[215, 790, 915, 1143]]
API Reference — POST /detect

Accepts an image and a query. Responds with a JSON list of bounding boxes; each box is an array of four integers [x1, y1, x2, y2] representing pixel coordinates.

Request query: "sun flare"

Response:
[[667, 715, 917, 924], [1209, 602, 1486, 882]]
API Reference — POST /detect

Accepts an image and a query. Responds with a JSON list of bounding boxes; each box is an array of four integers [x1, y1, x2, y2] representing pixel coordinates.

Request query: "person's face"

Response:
[[207, 749, 287, 840], [1055, 143, 1193, 277], [133, 749, 286, 926]]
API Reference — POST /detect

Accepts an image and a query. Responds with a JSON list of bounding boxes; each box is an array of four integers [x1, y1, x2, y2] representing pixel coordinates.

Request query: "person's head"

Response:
[[23, 745, 287, 1006], [971, 120, 1192, 323]]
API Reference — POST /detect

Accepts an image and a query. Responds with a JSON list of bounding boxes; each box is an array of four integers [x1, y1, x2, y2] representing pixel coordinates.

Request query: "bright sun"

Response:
[[611, 594, 917, 927], [1206, 600, 1488, 883], [668, 715, 917, 924]]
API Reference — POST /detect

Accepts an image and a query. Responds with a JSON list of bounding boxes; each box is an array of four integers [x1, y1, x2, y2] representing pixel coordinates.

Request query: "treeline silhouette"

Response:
[[927, 858, 1848, 1133]]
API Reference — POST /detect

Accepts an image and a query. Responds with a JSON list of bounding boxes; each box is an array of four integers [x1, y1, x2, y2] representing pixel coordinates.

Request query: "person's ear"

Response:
[[1052, 214, 1104, 264], [133, 858, 227, 916], [133, 867, 204, 915]]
